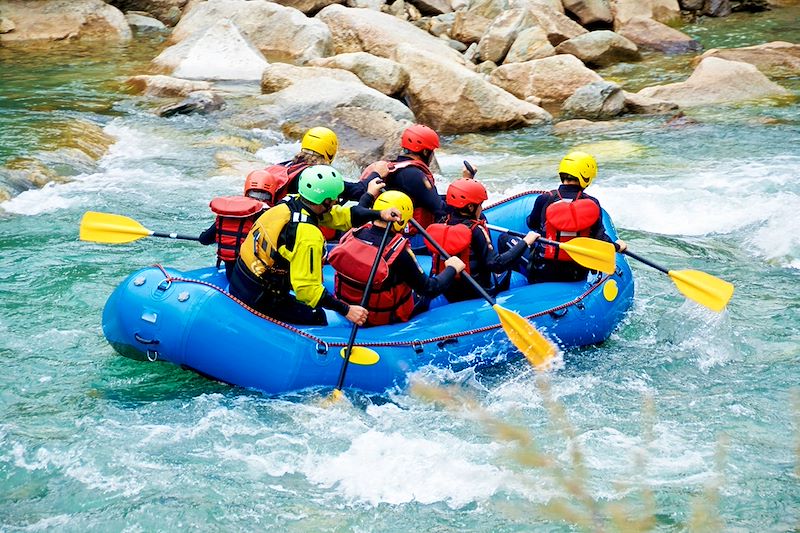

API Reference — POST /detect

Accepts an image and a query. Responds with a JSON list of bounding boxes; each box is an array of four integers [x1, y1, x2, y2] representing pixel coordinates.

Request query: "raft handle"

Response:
[[437, 338, 459, 349], [316, 341, 329, 355], [549, 308, 568, 319], [412, 340, 424, 354], [146, 350, 159, 362], [134, 333, 160, 346]]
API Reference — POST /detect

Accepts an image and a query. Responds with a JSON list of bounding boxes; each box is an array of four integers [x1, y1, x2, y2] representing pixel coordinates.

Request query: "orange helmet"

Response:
[[446, 178, 488, 209], [401, 124, 440, 153], [243, 167, 290, 204]]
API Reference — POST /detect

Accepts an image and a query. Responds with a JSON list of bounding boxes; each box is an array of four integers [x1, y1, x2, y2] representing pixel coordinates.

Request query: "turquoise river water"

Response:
[[1, 8, 799, 532]]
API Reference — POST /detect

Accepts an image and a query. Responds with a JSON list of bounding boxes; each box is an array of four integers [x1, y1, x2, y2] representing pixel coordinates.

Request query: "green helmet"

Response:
[[298, 165, 344, 204]]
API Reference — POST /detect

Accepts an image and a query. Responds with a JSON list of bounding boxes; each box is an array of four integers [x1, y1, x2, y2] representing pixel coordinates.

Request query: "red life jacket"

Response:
[[328, 225, 414, 327], [543, 190, 601, 261], [425, 217, 486, 277], [359, 159, 437, 233], [209, 196, 265, 264], [264, 162, 306, 205]]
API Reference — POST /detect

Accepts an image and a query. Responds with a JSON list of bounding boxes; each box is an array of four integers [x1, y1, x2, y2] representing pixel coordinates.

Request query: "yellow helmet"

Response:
[[558, 151, 597, 188], [301, 127, 338, 163], [373, 190, 414, 232]]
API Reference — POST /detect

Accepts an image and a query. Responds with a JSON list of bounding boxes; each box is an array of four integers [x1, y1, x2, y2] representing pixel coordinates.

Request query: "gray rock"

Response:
[[560, 81, 625, 119], [157, 91, 225, 117]]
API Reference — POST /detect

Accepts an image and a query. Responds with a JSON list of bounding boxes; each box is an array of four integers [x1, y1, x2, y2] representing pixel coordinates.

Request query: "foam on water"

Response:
[[305, 429, 505, 508]]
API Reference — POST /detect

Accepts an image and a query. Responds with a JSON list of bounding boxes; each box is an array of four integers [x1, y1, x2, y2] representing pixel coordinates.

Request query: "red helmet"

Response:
[[243, 167, 290, 204], [401, 124, 440, 153], [446, 178, 488, 209]]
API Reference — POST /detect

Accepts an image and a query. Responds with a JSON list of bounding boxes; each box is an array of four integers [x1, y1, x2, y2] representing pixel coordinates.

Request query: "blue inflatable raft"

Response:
[[102, 191, 634, 394]]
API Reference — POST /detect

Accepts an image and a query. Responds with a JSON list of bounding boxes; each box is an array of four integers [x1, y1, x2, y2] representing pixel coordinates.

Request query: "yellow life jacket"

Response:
[[238, 202, 303, 277]]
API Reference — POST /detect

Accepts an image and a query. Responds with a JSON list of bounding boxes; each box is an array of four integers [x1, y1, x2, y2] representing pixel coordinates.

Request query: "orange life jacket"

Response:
[[328, 225, 414, 327], [425, 217, 486, 277], [209, 196, 266, 264], [543, 190, 601, 261], [359, 159, 437, 233]]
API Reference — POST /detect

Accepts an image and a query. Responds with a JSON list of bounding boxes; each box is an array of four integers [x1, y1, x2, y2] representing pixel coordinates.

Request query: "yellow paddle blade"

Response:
[[668, 269, 734, 312], [493, 304, 557, 369], [320, 387, 352, 407], [339, 346, 380, 366], [79, 211, 151, 244], [558, 237, 617, 274]]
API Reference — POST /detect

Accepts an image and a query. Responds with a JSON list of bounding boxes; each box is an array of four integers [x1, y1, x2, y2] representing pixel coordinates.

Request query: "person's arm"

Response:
[[343, 180, 368, 202], [402, 168, 446, 220], [479, 227, 537, 273], [395, 249, 459, 297], [526, 194, 548, 232], [198, 221, 217, 245]]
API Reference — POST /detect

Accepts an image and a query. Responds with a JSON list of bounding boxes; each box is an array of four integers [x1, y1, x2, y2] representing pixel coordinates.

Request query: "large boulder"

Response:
[[317, 4, 468, 65], [562, 0, 613, 25], [476, 8, 531, 63], [490, 54, 603, 104], [561, 81, 625, 119], [125, 13, 168, 32], [308, 52, 410, 95], [554, 30, 640, 67], [153, 19, 269, 80], [0, 0, 131, 42], [694, 41, 800, 78], [637, 57, 791, 106], [171, 0, 333, 64], [504, 26, 555, 63], [526, 3, 587, 45], [397, 44, 551, 133], [252, 77, 415, 127], [610, 0, 681, 25], [450, 11, 492, 44], [261, 63, 362, 93], [616, 16, 700, 53], [271, 0, 343, 15], [127, 75, 213, 96], [622, 91, 679, 114], [108, 0, 189, 25]]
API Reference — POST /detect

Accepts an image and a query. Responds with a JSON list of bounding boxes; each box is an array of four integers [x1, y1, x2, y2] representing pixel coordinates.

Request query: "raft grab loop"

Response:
[[316, 341, 329, 355]]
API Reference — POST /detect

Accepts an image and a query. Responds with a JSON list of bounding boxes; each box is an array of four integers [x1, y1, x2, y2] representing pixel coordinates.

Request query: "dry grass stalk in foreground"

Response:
[[411, 378, 730, 532]]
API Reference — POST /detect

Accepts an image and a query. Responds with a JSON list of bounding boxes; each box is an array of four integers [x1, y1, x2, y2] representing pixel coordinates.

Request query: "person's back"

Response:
[[359, 124, 447, 234], [522, 151, 626, 283], [329, 190, 465, 326], [198, 168, 280, 279], [427, 178, 538, 302]]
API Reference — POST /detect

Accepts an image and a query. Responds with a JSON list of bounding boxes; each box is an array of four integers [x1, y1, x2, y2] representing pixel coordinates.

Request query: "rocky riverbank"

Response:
[[0, 0, 797, 200]]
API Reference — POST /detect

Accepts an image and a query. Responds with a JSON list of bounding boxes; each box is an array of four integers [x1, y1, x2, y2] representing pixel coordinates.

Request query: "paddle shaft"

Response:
[[334, 222, 394, 392], [151, 231, 201, 242], [622, 250, 668, 274], [409, 219, 496, 305], [486, 223, 570, 249]]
